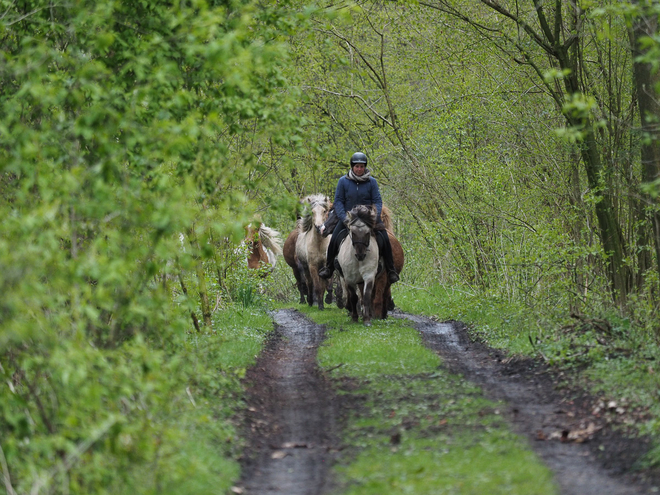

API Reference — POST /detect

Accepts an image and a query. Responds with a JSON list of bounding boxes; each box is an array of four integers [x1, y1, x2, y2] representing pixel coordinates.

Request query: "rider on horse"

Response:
[[319, 152, 400, 284]]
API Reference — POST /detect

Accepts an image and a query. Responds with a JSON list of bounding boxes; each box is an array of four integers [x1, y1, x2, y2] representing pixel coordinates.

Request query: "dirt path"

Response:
[[238, 309, 338, 495], [238, 308, 657, 494], [400, 312, 657, 495]]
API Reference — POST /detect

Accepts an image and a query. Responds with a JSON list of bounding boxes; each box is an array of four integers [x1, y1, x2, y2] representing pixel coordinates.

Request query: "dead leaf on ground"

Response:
[[281, 442, 309, 449], [271, 450, 289, 459]]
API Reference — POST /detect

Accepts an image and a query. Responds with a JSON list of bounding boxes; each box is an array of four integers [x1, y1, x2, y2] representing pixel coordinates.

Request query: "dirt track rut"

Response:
[[239, 310, 338, 495], [400, 312, 653, 495]]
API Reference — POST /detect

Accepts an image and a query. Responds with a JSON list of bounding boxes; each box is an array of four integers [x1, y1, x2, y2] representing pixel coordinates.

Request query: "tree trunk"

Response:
[[630, 2, 660, 283]]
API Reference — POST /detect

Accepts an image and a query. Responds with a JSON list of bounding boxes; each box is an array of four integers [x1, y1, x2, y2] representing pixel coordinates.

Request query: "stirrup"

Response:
[[388, 271, 399, 284]]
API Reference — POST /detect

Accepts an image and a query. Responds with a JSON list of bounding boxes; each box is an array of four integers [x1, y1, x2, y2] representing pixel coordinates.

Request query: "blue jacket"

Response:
[[333, 174, 383, 223]]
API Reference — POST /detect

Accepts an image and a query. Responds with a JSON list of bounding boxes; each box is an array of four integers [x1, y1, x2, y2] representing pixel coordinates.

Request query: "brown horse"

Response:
[[245, 223, 283, 274], [371, 231, 404, 319], [295, 194, 332, 309]]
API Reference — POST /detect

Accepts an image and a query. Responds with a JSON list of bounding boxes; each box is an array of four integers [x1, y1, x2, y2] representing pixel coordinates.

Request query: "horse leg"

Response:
[[293, 262, 307, 304], [310, 266, 326, 310], [363, 279, 374, 325], [335, 274, 345, 309], [325, 276, 333, 305], [303, 265, 314, 307], [371, 271, 387, 320], [348, 286, 359, 322], [384, 285, 393, 318]]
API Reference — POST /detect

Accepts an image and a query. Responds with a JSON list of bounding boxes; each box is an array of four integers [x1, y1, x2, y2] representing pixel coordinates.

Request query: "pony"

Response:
[[336, 206, 404, 325], [295, 194, 332, 309], [337, 205, 381, 324], [245, 223, 283, 275], [324, 205, 399, 314]]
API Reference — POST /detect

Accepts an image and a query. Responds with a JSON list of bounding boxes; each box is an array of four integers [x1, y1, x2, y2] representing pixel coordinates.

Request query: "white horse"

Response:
[[337, 205, 380, 325], [295, 193, 332, 309]]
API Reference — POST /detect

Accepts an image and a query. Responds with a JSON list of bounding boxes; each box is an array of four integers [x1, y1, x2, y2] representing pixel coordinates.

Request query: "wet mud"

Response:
[[237, 310, 339, 495]]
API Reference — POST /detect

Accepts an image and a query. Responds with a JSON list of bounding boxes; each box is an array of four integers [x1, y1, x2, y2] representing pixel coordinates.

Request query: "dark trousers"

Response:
[[326, 221, 396, 274]]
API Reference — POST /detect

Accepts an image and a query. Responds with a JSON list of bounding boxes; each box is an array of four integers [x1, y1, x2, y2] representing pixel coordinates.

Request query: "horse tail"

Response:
[[381, 205, 394, 233], [258, 225, 283, 258]]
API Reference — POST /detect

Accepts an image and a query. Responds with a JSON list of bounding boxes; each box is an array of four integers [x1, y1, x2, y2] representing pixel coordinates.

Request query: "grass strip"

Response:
[[297, 304, 558, 495]]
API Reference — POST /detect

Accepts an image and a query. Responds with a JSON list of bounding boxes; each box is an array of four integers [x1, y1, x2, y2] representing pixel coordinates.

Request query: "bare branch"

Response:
[[480, 0, 555, 55]]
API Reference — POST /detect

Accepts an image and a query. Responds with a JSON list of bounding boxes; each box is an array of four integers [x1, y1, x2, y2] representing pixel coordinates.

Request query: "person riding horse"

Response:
[[319, 152, 399, 284]]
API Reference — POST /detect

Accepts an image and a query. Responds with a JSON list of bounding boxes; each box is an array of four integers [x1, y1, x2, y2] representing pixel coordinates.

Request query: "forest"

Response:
[[1, 0, 660, 493]]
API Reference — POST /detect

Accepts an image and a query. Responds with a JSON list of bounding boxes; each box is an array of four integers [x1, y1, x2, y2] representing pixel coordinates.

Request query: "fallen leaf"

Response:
[[281, 442, 309, 449], [271, 451, 288, 459]]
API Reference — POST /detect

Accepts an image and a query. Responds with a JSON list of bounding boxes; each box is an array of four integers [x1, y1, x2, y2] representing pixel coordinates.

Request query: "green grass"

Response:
[[297, 304, 558, 495], [392, 283, 542, 355]]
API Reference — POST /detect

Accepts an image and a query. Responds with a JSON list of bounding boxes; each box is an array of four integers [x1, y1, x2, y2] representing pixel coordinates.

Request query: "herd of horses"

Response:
[[245, 194, 404, 325]]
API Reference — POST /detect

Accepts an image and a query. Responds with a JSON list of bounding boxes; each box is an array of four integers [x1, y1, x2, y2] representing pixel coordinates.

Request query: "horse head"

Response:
[[346, 205, 377, 261], [300, 194, 331, 234], [321, 207, 339, 237]]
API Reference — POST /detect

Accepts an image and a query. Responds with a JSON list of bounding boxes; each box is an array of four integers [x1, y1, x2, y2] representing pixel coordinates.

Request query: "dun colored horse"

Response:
[[245, 223, 283, 274], [337, 205, 381, 324], [295, 194, 332, 309], [336, 206, 404, 322]]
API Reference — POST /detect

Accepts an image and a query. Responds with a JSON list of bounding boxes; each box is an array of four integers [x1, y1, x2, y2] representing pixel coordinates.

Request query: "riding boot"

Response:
[[319, 252, 335, 279], [320, 222, 346, 279]]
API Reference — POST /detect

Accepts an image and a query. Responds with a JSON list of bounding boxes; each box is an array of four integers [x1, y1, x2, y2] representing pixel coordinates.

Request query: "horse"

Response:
[[324, 205, 398, 313], [336, 205, 382, 324], [295, 193, 332, 309], [283, 226, 308, 304], [371, 231, 404, 318], [245, 223, 283, 275]]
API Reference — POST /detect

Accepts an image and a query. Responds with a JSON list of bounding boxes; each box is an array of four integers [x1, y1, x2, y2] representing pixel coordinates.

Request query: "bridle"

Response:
[[348, 226, 371, 250]]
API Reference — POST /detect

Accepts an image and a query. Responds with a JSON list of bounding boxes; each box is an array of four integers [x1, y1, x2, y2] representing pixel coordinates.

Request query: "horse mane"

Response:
[[302, 193, 330, 209], [347, 205, 377, 230], [300, 214, 313, 233], [258, 224, 283, 257]]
